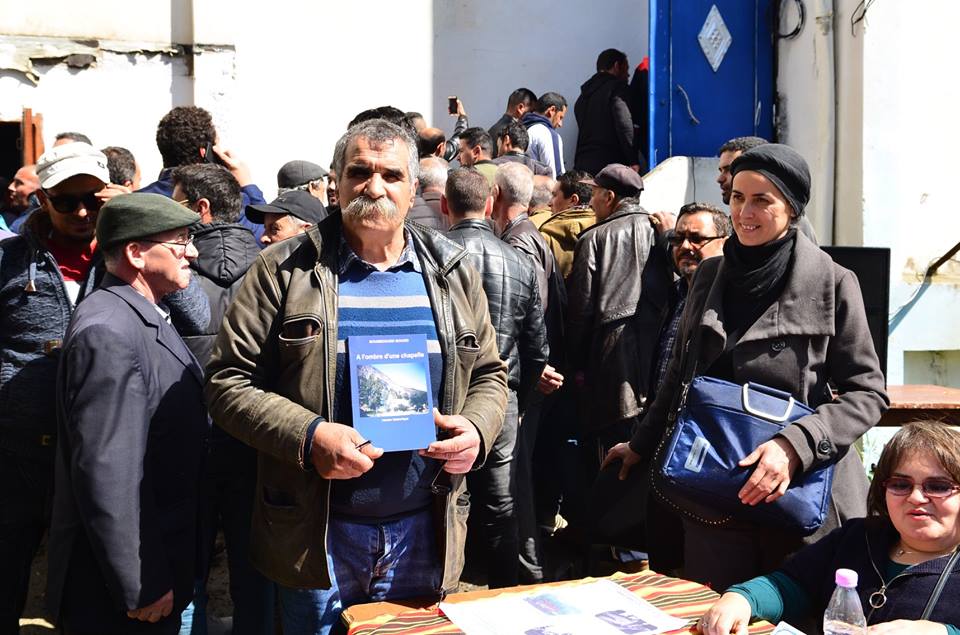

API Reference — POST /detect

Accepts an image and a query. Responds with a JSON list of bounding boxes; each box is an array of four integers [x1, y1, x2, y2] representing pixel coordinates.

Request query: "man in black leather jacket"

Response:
[[443, 168, 548, 588], [170, 164, 274, 633], [567, 164, 673, 452]]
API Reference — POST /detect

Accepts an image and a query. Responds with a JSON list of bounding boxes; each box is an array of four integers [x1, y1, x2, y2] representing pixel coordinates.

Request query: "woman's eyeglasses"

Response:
[[45, 191, 103, 214], [883, 477, 960, 498], [667, 232, 723, 248]]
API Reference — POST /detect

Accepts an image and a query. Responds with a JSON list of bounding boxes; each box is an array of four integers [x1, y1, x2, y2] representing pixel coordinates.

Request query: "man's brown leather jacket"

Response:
[[205, 213, 507, 594]]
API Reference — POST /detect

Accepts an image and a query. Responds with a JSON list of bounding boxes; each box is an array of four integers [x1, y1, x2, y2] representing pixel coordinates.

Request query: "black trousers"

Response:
[[0, 450, 53, 635]]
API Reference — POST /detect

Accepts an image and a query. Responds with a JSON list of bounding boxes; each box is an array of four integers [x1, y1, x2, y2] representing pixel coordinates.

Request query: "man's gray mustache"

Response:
[[343, 195, 400, 220]]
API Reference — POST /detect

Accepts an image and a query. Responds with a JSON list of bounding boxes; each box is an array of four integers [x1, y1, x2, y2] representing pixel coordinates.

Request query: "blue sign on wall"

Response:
[[649, 0, 775, 166]]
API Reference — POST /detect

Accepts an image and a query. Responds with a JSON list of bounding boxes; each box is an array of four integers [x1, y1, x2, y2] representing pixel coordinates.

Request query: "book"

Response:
[[347, 334, 437, 452]]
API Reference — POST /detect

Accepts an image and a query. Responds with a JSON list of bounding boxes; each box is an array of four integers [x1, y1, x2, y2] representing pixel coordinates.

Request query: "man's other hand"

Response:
[[127, 589, 173, 623], [419, 409, 480, 473], [537, 364, 564, 395], [310, 422, 383, 479], [650, 211, 676, 235], [212, 145, 253, 187]]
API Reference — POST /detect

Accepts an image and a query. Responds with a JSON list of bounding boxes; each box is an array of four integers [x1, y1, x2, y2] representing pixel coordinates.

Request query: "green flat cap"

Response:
[[97, 193, 200, 248]]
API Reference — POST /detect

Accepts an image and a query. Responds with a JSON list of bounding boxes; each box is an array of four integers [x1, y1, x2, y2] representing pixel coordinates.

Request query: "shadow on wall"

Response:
[[431, 0, 649, 170]]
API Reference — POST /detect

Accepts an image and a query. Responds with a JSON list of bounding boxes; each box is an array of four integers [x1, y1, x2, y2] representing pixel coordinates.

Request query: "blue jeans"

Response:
[[278, 509, 442, 635]]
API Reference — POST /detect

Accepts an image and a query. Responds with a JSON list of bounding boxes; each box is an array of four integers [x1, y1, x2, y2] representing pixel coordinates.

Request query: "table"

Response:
[[342, 570, 775, 634], [880, 384, 960, 426]]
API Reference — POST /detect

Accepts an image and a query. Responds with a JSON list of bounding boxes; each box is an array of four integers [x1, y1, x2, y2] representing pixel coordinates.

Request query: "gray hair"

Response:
[[332, 118, 419, 186], [418, 156, 449, 191], [278, 179, 324, 196], [494, 162, 534, 207]]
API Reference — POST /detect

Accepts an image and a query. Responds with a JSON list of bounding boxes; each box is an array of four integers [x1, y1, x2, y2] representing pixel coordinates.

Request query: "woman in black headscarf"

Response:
[[604, 144, 889, 590]]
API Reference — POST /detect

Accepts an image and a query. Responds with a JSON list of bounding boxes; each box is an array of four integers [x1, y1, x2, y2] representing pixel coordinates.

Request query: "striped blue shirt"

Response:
[[329, 231, 444, 520]]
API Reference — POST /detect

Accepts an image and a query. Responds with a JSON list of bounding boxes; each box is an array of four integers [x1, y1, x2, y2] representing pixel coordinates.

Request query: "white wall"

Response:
[[432, 0, 648, 173], [778, 0, 960, 386], [861, 1, 960, 386], [0, 0, 647, 198]]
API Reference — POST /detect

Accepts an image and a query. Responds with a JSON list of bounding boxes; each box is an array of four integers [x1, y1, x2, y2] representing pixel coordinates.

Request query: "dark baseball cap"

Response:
[[245, 190, 329, 224], [277, 160, 328, 188], [580, 164, 644, 198]]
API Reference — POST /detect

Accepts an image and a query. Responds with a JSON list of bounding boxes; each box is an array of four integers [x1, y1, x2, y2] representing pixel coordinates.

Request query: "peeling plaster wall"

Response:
[[0, 0, 645, 199], [0, 49, 202, 181]]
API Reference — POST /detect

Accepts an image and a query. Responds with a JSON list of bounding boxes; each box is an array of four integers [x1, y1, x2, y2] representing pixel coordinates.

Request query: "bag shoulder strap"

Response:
[[921, 548, 960, 620]]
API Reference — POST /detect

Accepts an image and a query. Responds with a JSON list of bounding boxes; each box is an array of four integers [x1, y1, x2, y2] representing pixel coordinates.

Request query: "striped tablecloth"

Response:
[[345, 570, 776, 634]]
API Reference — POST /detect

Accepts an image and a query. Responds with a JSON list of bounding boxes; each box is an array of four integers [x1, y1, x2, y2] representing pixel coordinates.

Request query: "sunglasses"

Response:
[[667, 232, 723, 248], [44, 190, 103, 214], [883, 476, 960, 498]]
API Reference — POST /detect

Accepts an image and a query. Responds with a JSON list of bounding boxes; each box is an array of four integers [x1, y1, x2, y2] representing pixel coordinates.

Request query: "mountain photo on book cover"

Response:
[[357, 363, 430, 417]]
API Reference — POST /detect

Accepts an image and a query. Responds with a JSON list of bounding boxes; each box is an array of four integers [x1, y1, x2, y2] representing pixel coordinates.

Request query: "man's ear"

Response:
[[483, 196, 493, 219], [125, 241, 146, 271], [197, 198, 213, 224], [570, 193, 580, 206], [440, 194, 450, 217]]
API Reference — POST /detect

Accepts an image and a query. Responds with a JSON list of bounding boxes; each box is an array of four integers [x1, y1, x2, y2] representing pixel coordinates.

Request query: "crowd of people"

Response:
[[0, 46, 958, 635]]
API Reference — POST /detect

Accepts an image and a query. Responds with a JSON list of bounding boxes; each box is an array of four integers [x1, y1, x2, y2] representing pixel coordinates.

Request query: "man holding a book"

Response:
[[206, 117, 508, 635]]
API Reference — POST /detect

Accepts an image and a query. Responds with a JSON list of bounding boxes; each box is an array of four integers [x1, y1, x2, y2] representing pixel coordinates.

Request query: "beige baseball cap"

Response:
[[36, 142, 110, 189]]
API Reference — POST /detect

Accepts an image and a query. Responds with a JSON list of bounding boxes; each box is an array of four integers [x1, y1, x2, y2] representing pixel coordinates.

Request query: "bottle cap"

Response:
[[835, 568, 858, 588]]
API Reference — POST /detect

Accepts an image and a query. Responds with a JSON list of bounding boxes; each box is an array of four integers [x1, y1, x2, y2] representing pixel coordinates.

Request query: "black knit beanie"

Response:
[[729, 143, 811, 217]]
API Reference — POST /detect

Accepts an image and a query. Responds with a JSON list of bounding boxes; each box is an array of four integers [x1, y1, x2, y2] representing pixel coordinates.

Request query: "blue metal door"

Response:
[[649, 0, 774, 166]]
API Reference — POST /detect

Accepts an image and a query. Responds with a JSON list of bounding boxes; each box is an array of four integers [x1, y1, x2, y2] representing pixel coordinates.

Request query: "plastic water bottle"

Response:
[[823, 568, 867, 634]]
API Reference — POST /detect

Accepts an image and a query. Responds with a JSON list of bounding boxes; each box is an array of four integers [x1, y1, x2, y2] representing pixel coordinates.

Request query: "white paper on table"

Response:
[[439, 579, 688, 635]]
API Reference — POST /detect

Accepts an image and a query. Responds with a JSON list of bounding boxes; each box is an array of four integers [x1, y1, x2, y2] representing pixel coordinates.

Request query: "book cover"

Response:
[[347, 334, 436, 452]]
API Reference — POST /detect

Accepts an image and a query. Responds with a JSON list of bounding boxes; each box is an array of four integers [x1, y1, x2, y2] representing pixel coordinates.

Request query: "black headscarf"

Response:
[[730, 143, 811, 217]]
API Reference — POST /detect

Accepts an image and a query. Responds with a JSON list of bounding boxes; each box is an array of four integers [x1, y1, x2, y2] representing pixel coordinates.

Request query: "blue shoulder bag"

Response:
[[652, 339, 834, 535]]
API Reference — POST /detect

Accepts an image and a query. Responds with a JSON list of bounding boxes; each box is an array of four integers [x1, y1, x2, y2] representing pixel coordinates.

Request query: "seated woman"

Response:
[[698, 421, 960, 635]]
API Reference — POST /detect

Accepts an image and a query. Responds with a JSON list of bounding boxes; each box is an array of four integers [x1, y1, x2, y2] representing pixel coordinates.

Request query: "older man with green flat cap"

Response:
[[47, 193, 210, 635]]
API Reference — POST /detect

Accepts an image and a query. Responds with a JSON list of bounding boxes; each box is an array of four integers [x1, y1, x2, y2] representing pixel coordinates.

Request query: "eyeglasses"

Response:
[[138, 235, 195, 255], [44, 190, 103, 214], [667, 232, 723, 248], [883, 477, 960, 499]]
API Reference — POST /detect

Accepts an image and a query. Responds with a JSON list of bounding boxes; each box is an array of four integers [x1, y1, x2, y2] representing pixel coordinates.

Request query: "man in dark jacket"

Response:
[[170, 164, 273, 634], [567, 164, 672, 450], [48, 193, 208, 634], [573, 49, 637, 176], [487, 87, 537, 156], [443, 168, 548, 588], [0, 144, 112, 633], [491, 121, 552, 177], [139, 106, 268, 243]]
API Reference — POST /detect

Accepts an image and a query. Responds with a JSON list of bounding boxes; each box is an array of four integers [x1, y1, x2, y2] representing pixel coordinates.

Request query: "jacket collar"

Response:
[[699, 230, 836, 345], [582, 199, 647, 236], [307, 210, 467, 278], [100, 274, 203, 385], [501, 213, 530, 235], [448, 217, 496, 234]]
